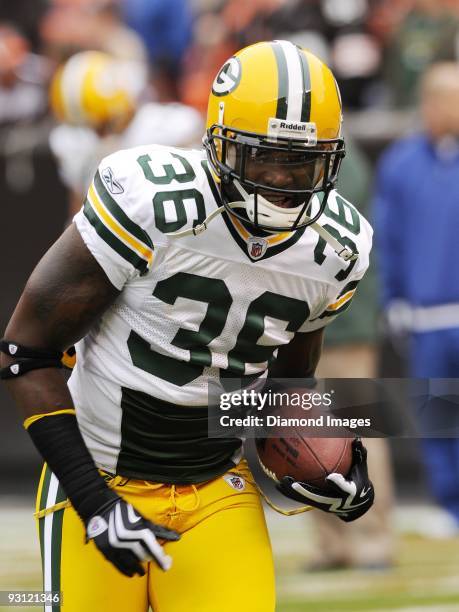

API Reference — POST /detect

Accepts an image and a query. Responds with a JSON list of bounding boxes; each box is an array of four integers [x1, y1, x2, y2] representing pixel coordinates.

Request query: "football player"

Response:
[[1, 41, 374, 612], [49, 50, 203, 217]]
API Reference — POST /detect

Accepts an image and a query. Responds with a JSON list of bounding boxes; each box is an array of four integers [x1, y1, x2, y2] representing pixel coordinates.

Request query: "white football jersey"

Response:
[[49, 102, 203, 194], [69, 145, 372, 482]]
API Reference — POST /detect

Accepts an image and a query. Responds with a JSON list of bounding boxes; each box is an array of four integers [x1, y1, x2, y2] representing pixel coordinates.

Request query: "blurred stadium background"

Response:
[[1, 1, 459, 610]]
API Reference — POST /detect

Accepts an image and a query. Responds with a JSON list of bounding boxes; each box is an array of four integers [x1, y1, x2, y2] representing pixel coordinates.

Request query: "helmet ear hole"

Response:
[[225, 143, 237, 169], [226, 141, 236, 168]]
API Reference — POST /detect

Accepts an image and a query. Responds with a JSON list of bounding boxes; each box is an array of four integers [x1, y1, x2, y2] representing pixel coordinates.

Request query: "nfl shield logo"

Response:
[[224, 474, 246, 491], [247, 237, 268, 260]]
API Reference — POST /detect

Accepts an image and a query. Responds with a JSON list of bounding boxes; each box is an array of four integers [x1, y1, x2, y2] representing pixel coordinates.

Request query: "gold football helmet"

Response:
[[204, 40, 345, 232], [50, 51, 144, 133]]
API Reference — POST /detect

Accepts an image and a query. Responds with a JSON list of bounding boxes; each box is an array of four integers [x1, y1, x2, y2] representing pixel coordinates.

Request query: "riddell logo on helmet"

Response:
[[267, 117, 317, 144], [279, 121, 307, 131]]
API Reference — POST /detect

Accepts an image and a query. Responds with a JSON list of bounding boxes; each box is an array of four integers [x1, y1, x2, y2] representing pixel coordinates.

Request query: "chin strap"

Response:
[[309, 221, 358, 262], [166, 203, 238, 238], [166, 180, 358, 262]]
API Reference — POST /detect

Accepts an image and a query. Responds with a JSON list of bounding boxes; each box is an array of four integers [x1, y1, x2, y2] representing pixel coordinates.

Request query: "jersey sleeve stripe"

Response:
[[325, 289, 356, 312], [317, 290, 356, 319], [337, 279, 360, 297], [94, 170, 154, 249], [83, 199, 150, 275], [88, 184, 154, 264], [309, 279, 361, 322], [318, 300, 353, 319]]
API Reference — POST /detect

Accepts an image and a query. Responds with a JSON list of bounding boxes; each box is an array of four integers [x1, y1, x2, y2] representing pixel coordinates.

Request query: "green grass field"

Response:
[[2, 501, 459, 611], [272, 510, 459, 611], [275, 535, 459, 611]]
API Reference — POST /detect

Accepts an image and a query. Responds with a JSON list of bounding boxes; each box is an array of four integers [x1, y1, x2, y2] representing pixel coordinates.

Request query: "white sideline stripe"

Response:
[[412, 303, 459, 332], [388, 301, 459, 332], [43, 472, 59, 612], [277, 40, 303, 122]]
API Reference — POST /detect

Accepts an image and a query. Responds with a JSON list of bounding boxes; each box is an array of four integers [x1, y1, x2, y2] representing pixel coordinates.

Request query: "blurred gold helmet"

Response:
[[204, 40, 345, 232], [50, 51, 143, 133]]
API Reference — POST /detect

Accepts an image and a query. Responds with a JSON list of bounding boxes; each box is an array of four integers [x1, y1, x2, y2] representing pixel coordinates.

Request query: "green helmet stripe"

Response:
[[271, 42, 289, 120], [297, 47, 311, 122]]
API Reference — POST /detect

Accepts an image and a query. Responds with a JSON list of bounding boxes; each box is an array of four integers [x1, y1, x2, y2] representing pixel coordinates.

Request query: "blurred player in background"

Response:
[[0, 22, 49, 125], [381, 0, 459, 108], [120, 0, 193, 102], [49, 50, 203, 218], [2, 41, 374, 611], [308, 138, 395, 571], [374, 62, 459, 528], [39, 0, 147, 65]]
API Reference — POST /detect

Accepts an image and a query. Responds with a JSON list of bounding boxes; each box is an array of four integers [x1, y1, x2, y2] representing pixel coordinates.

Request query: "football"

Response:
[[255, 434, 353, 490]]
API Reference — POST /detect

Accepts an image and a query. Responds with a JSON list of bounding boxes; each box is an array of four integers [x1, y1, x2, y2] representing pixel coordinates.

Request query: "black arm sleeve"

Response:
[[28, 414, 118, 523]]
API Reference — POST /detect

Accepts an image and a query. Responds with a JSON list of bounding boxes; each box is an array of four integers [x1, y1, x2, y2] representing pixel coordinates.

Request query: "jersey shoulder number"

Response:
[[312, 190, 373, 284], [298, 190, 373, 330], [74, 145, 212, 288]]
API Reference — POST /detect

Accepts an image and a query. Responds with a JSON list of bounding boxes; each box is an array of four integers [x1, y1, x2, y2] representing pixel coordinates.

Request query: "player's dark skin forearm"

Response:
[[269, 327, 325, 379], [1, 223, 120, 420]]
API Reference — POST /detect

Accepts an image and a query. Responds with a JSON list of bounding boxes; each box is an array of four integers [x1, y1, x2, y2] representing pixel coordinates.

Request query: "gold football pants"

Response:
[[35, 461, 275, 612]]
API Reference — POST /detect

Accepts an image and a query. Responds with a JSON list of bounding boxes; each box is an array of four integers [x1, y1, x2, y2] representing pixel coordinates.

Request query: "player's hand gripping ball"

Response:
[[271, 438, 374, 522], [256, 433, 353, 489]]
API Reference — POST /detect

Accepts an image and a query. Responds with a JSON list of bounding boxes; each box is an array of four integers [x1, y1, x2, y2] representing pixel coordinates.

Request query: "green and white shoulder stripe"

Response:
[[84, 170, 154, 275]]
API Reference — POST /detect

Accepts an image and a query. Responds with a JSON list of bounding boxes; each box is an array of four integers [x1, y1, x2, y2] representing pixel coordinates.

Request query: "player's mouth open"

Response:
[[274, 198, 295, 209], [261, 194, 296, 209]]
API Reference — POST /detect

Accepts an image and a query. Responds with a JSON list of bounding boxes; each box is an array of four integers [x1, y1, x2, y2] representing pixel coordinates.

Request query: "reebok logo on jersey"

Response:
[[224, 474, 245, 491], [102, 167, 124, 194]]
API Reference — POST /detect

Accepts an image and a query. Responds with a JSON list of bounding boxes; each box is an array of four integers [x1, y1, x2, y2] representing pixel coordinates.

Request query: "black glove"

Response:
[[24, 412, 180, 576], [277, 439, 374, 522], [86, 498, 180, 576]]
